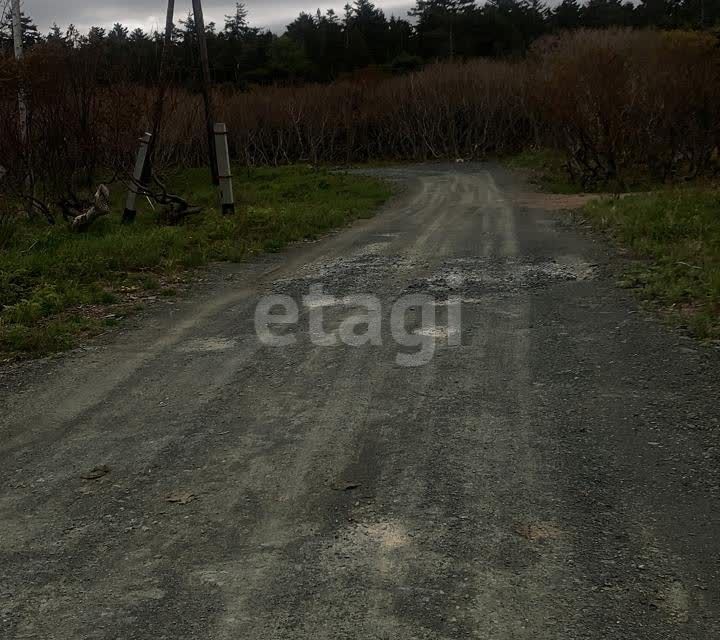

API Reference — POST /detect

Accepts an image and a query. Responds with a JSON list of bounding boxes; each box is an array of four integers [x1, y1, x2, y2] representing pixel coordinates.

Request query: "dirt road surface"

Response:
[[2, 164, 719, 639]]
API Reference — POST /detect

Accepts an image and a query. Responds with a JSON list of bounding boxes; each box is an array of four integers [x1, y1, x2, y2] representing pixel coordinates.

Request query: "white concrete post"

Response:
[[123, 132, 152, 223], [214, 123, 234, 215]]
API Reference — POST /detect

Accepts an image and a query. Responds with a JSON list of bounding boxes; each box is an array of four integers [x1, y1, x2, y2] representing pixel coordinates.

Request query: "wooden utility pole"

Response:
[[11, 0, 28, 146], [144, 0, 176, 182], [192, 0, 219, 185], [124, 0, 233, 222]]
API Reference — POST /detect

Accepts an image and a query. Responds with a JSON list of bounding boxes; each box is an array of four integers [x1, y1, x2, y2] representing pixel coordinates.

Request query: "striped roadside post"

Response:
[[214, 123, 235, 215], [123, 132, 152, 224]]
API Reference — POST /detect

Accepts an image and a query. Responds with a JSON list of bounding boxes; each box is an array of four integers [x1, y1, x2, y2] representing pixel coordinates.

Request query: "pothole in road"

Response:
[[272, 254, 595, 301], [407, 256, 596, 299], [273, 254, 414, 296]]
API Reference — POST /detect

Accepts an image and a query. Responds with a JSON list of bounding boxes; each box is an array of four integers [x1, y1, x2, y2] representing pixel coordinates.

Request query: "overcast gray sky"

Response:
[[18, 0, 414, 34]]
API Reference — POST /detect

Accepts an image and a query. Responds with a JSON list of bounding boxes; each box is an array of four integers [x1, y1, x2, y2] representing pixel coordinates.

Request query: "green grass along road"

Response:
[[0, 166, 391, 359]]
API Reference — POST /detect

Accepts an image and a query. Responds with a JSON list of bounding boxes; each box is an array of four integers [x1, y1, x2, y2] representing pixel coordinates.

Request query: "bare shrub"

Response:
[[531, 29, 720, 187], [141, 59, 534, 168], [0, 44, 145, 217]]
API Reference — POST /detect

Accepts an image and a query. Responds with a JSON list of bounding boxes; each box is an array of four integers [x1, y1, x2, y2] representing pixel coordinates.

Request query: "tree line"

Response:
[[0, 0, 718, 86]]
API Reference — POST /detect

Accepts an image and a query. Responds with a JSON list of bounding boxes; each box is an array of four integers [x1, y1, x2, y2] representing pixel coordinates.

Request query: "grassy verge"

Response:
[[0, 165, 392, 359], [504, 148, 582, 194], [506, 148, 720, 339], [583, 189, 720, 339], [505, 148, 663, 195]]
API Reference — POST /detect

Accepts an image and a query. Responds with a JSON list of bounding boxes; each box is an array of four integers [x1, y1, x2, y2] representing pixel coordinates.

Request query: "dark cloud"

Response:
[[22, 0, 413, 34]]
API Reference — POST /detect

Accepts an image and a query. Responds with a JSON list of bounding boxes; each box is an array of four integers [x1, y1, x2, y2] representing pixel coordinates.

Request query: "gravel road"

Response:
[[2, 164, 719, 639]]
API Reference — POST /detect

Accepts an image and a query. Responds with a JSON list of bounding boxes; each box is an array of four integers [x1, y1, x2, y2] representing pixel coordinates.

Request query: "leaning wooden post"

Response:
[[123, 132, 152, 224], [144, 0, 175, 182], [214, 123, 234, 215]]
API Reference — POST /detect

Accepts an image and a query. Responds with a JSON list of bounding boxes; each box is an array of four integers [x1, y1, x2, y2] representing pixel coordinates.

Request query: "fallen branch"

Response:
[[129, 172, 202, 225], [70, 185, 111, 232], [20, 194, 55, 225]]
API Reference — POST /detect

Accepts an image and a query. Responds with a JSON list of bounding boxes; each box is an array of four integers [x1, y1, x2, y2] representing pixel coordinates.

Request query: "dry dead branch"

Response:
[[69, 184, 111, 232]]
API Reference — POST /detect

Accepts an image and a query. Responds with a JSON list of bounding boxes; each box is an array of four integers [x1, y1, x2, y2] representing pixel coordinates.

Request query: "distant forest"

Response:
[[0, 0, 718, 85]]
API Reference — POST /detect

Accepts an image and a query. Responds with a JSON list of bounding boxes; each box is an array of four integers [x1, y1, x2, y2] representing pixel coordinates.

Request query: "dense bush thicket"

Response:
[[0, 28, 718, 207], [213, 60, 534, 165], [533, 29, 720, 186], [0, 50, 144, 204]]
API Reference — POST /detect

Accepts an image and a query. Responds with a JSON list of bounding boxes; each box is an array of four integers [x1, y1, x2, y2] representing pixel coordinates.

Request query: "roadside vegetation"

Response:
[[0, 167, 390, 359], [584, 190, 720, 340], [506, 148, 671, 195], [508, 149, 720, 339], [504, 149, 582, 194]]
